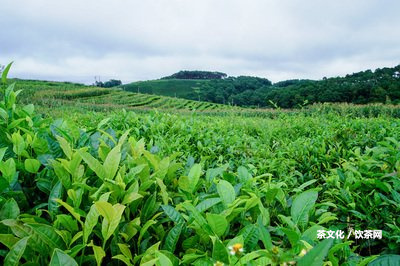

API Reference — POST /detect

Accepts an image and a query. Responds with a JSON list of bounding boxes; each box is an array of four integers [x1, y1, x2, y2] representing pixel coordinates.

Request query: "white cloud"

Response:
[[1, 0, 399, 83]]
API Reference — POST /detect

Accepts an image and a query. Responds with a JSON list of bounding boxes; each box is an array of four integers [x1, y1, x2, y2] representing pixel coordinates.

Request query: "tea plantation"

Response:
[[1, 63, 400, 265]]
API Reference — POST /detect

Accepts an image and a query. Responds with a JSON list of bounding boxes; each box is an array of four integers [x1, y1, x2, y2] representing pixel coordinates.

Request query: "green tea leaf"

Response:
[[368, 255, 400, 266], [4, 237, 28, 266], [280, 227, 300, 247], [211, 236, 229, 264], [0, 147, 8, 162], [104, 144, 121, 180], [0, 158, 16, 184], [27, 223, 66, 252], [297, 238, 334, 266], [24, 158, 41, 173], [56, 135, 72, 160], [155, 251, 173, 266], [1, 62, 13, 84], [83, 204, 99, 244], [217, 180, 235, 207], [117, 243, 133, 261], [195, 198, 222, 213], [95, 201, 126, 243], [179, 164, 201, 193], [0, 198, 20, 220], [88, 241, 106, 266], [163, 222, 184, 253], [291, 190, 318, 228], [49, 248, 78, 266], [258, 219, 273, 250], [52, 160, 71, 189], [48, 181, 63, 216], [206, 213, 228, 237], [182, 202, 213, 235], [78, 149, 106, 180], [55, 199, 82, 225], [161, 205, 184, 224], [0, 234, 19, 249]]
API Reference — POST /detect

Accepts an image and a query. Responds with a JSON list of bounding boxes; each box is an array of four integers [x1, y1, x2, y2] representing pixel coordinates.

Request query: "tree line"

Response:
[[175, 66, 400, 108]]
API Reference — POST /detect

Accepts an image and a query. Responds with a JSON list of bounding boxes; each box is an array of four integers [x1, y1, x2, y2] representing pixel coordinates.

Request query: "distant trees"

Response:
[[162, 70, 228, 80], [94, 79, 122, 88], [262, 65, 400, 108], [173, 65, 400, 108]]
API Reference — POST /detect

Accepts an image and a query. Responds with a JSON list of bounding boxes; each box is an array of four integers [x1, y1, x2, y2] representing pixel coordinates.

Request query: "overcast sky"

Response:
[[1, 0, 399, 84]]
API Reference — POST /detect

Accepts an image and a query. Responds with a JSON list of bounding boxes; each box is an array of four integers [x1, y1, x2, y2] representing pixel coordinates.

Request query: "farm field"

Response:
[[121, 79, 210, 99], [1, 68, 400, 265], [16, 79, 239, 113]]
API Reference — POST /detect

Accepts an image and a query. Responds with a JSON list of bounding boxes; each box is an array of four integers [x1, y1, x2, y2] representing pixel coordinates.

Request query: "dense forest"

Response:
[[156, 66, 400, 108]]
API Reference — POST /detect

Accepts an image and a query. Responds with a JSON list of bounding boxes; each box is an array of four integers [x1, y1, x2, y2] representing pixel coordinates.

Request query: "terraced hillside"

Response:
[[15, 79, 238, 112], [121, 78, 209, 98]]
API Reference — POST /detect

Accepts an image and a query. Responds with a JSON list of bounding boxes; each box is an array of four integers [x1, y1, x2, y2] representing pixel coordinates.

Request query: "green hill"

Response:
[[122, 66, 400, 108], [121, 79, 210, 98]]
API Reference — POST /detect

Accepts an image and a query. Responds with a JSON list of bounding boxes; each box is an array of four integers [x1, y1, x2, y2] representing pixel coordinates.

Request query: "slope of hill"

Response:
[[121, 79, 210, 98], [122, 66, 400, 108], [12, 79, 239, 112]]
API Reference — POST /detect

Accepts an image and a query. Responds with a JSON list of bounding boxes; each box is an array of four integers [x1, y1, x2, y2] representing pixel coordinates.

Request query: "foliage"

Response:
[[0, 63, 400, 265], [95, 79, 122, 88]]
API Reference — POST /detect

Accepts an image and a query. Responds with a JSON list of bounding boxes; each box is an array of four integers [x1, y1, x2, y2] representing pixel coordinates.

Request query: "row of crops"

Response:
[[28, 84, 238, 112], [1, 65, 400, 265]]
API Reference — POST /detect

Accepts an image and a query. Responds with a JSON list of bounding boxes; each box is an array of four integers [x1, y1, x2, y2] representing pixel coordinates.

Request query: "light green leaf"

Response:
[[195, 198, 222, 213], [52, 160, 71, 189], [0, 147, 7, 161], [118, 243, 133, 261], [48, 181, 63, 216], [88, 241, 106, 266], [104, 144, 121, 180], [0, 198, 20, 220], [56, 136, 72, 160], [83, 204, 99, 244], [55, 199, 82, 225], [297, 238, 334, 266], [217, 180, 236, 207], [78, 149, 106, 180], [178, 164, 201, 193], [211, 236, 229, 264], [24, 158, 41, 174], [0, 234, 19, 249], [49, 248, 78, 266], [1, 62, 13, 84], [113, 254, 133, 266], [206, 213, 228, 237], [0, 158, 16, 184], [155, 251, 173, 266], [4, 236, 28, 266], [280, 227, 300, 247], [291, 190, 318, 228], [95, 201, 126, 243]]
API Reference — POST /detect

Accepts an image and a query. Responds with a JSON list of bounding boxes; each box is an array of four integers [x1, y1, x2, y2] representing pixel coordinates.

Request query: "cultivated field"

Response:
[[1, 69, 400, 265]]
